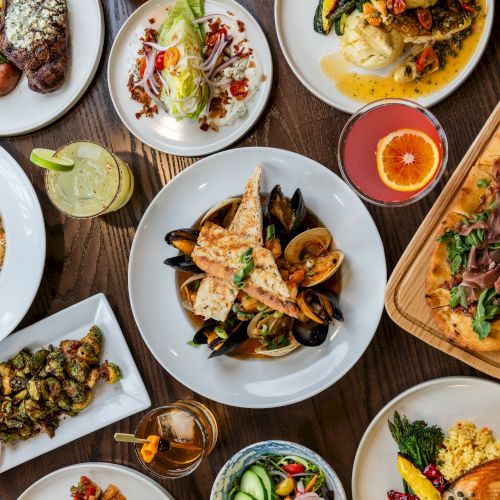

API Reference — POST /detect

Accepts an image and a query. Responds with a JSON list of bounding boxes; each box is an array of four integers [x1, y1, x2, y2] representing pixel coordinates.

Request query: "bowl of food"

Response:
[[211, 440, 347, 500]]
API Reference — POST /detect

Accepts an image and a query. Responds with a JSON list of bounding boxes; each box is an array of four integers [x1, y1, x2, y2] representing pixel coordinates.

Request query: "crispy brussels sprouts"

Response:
[[29, 349, 49, 374], [0, 325, 121, 444], [70, 391, 92, 413], [76, 343, 98, 365], [67, 360, 90, 384], [101, 362, 122, 384], [45, 350, 66, 379]]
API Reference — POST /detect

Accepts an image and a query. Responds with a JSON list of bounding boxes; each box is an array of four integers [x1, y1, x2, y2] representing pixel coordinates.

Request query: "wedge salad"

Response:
[[128, 0, 264, 131], [230, 455, 330, 499]]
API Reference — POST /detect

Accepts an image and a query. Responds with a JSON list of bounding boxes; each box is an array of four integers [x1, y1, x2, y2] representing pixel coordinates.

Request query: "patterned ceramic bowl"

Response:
[[210, 440, 347, 499]]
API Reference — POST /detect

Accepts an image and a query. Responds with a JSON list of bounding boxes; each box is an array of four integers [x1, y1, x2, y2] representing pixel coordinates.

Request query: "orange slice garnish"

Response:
[[376, 128, 440, 192]]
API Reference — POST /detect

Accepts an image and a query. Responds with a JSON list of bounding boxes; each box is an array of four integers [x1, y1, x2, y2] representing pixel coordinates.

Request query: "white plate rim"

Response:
[[274, 0, 495, 114], [18, 462, 174, 499], [0, 0, 105, 137], [128, 146, 387, 408], [107, 0, 273, 157], [351, 375, 500, 497], [0, 146, 46, 341]]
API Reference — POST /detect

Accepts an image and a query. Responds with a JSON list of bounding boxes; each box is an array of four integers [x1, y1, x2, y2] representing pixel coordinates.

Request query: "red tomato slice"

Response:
[[283, 463, 306, 474], [458, 0, 475, 12], [155, 51, 165, 71], [207, 28, 227, 47], [416, 8, 432, 30], [229, 80, 248, 100], [415, 46, 439, 73]]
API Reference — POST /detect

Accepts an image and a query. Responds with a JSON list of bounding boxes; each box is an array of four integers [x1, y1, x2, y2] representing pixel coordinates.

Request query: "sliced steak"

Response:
[[0, 0, 69, 94]]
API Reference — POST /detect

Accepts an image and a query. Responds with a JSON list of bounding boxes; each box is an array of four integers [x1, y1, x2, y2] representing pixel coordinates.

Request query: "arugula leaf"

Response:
[[449, 286, 467, 308], [472, 319, 491, 339], [438, 230, 471, 275], [477, 178, 491, 188], [472, 289, 500, 339]]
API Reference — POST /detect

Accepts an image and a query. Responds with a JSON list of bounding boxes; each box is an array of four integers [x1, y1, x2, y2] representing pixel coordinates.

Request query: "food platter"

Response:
[[18, 462, 174, 499], [0, 294, 151, 473], [108, 0, 273, 156], [275, 0, 494, 113], [0, 147, 45, 342], [0, 0, 104, 136], [128, 147, 386, 408], [352, 376, 500, 498]]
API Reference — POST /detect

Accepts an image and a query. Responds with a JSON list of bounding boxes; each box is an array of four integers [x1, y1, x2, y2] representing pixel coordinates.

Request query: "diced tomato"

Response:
[[415, 46, 439, 73], [139, 57, 147, 78], [155, 51, 165, 71], [207, 27, 228, 47], [283, 463, 306, 475], [229, 80, 248, 100], [458, 0, 475, 12], [390, 0, 406, 15], [416, 7, 432, 30]]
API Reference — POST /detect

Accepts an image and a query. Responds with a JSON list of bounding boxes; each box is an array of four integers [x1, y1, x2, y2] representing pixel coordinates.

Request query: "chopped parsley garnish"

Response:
[[232, 247, 254, 289]]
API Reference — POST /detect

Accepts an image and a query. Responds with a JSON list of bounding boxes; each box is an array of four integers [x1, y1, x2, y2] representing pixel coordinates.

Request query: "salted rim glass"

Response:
[[134, 401, 216, 479], [44, 140, 126, 219], [337, 98, 449, 207]]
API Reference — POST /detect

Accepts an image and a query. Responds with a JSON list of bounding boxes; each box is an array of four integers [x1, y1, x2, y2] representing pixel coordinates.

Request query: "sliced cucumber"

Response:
[[249, 465, 272, 500], [239, 470, 266, 500], [335, 12, 348, 35], [234, 493, 256, 500]]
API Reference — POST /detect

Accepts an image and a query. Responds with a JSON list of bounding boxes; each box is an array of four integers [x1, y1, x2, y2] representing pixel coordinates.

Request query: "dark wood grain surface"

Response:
[[1, 1, 499, 498]]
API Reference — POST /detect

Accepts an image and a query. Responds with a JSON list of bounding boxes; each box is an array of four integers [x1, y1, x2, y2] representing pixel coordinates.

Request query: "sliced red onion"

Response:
[[291, 472, 318, 477], [206, 38, 229, 77], [201, 35, 225, 71], [192, 13, 235, 24], [211, 50, 243, 77], [268, 470, 287, 480], [297, 481, 305, 494]]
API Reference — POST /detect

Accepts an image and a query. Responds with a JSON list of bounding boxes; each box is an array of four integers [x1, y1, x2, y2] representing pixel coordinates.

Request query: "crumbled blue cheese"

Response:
[[223, 58, 247, 81], [5, 0, 66, 50]]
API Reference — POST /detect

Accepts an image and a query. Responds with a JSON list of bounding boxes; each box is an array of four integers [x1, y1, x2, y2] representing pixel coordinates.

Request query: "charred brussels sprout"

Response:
[[60, 340, 82, 359], [46, 377, 62, 399], [82, 326, 102, 356], [57, 394, 72, 412], [67, 360, 89, 384], [45, 350, 66, 379], [87, 368, 100, 389], [10, 376, 28, 392], [76, 343, 98, 365], [62, 379, 84, 399], [28, 379, 48, 401], [70, 391, 92, 413], [101, 362, 122, 384], [29, 349, 49, 374], [24, 399, 43, 421], [11, 349, 32, 372]]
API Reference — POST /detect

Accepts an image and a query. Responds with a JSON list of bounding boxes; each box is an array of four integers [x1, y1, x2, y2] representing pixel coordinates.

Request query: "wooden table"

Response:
[[1, 1, 499, 498]]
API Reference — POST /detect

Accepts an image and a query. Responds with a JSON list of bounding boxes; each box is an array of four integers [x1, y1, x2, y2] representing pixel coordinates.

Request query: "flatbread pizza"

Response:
[[426, 153, 500, 352]]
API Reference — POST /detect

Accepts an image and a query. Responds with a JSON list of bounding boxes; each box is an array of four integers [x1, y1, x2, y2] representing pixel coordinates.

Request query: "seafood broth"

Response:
[[176, 197, 342, 359]]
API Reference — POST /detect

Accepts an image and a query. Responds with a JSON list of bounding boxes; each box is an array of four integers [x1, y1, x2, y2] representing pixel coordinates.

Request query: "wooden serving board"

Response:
[[385, 102, 500, 379]]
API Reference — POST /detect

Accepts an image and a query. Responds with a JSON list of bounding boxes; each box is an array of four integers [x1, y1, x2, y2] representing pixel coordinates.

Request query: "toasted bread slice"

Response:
[[193, 167, 263, 321], [192, 222, 298, 318], [441, 458, 500, 499]]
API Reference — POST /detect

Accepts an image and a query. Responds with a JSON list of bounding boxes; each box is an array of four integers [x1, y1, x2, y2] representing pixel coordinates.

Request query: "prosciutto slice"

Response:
[[456, 220, 490, 236], [461, 265, 500, 290]]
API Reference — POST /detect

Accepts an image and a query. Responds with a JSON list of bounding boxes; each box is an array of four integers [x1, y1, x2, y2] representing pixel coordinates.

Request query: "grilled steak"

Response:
[[0, 0, 68, 93]]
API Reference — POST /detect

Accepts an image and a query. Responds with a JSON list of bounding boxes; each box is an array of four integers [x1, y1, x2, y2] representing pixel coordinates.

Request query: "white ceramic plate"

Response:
[[0, 147, 45, 342], [128, 147, 386, 408], [0, 294, 151, 473], [108, 0, 273, 157], [18, 462, 174, 499], [352, 376, 500, 498], [0, 0, 104, 136], [275, 0, 494, 114]]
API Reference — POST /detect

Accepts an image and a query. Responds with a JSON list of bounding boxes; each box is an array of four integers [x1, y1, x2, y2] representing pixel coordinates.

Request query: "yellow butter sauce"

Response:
[[319, 5, 487, 102]]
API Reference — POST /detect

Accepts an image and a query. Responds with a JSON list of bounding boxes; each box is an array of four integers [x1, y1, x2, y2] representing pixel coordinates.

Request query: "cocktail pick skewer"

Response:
[[113, 433, 202, 451]]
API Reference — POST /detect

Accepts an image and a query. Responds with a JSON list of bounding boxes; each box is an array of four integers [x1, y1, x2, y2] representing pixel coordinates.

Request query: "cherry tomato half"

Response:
[[229, 80, 248, 100], [207, 27, 227, 47], [458, 0, 475, 13], [139, 57, 147, 78], [415, 46, 439, 73], [391, 0, 406, 15], [283, 463, 306, 475], [416, 8, 432, 30], [155, 51, 165, 71]]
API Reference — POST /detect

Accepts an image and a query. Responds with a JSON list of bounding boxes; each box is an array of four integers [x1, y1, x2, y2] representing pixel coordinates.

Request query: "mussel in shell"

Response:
[[192, 318, 248, 358], [263, 185, 306, 237], [165, 228, 199, 256], [292, 320, 329, 347], [163, 254, 202, 273], [200, 198, 242, 229], [296, 288, 343, 325], [180, 273, 205, 311], [284, 228, 343, 287]]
